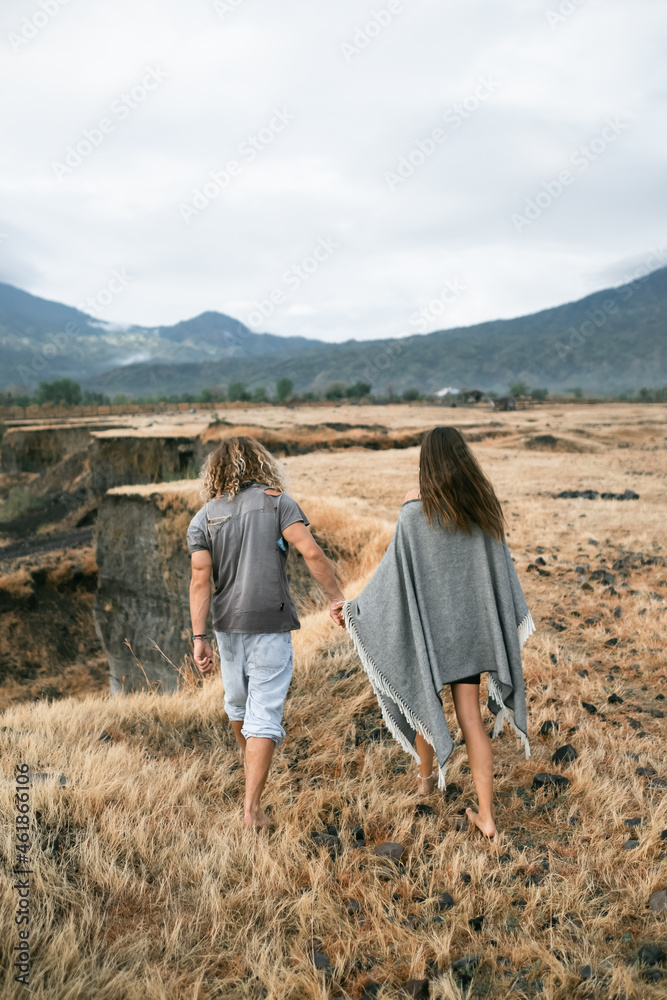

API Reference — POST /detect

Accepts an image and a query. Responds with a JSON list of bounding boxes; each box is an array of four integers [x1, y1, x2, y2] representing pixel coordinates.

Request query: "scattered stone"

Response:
[[623, 839, 640, 850], [455, 819, 468, 832], [310, 951, 330, 970], [604, 637, 619, 647], [540, 720, 559, 735], [613, 606, 623, 618], [451, 955, 479, 973], [636, 766, 657, 777], [436, 892, 455, 911], [460, 873, 472, 884], [643, 968, 664, 983], [353, 825, 365, 841], [582, 701, 597, 714], [469, 914, 484, 932], [638, 944, 665, 966], [608, 693, 623, 704], [535, 556, 546, 566], [498, 853, 511, 865], [552, 744, 577, 764], [624, 817, 643, 827], [98, 730, 113, 742], [532, 772, 570, 792], [549, 653, 557, 664], [414, 803, 436, 817], [360, 983, 381, 999], [400, 978, 429, 998], [346, 899, 361, 915], [580, 582, 593, 591], [374, 842, 405, 861], [444, 782, 461, 802], [579, 965, 593, 980], [648, 777, 667, 789], [661, 830, 667, 841], [648, 889, 667, 913]]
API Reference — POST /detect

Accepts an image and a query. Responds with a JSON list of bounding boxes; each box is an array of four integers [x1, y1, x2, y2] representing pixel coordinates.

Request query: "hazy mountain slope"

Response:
[[0, 283, 327, 389], [86, 267, 667, 396]]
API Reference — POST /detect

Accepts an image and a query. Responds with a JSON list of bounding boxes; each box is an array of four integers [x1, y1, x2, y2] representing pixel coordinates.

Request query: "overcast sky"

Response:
[[1, 0, 665, 342]]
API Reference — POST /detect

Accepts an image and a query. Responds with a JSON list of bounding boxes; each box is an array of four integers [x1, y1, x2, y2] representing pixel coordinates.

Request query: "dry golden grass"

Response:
[[1, 403, 666, 999]]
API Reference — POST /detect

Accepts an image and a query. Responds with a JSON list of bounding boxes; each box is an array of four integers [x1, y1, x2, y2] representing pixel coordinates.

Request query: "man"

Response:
[[187, 435, 345, 829]]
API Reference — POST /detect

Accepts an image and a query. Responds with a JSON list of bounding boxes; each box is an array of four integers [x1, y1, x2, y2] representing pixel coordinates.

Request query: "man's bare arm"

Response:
[[190, 549, 215, 672], [281, 520, 346, 626]]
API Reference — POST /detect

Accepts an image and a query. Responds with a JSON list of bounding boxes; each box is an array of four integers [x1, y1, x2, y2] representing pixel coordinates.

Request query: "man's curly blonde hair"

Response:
[[199, 436, 287, 502]]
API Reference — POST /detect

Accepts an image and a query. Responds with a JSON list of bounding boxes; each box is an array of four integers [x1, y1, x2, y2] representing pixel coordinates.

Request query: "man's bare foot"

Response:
[[465, 806, 496, 838], [243, 807, 273, 830]]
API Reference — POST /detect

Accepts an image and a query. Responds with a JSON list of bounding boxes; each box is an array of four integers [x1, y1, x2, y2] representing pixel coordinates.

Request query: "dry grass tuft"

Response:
[[1, 403, 667, 998]]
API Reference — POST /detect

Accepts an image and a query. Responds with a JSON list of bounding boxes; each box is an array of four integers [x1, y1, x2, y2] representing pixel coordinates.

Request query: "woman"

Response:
[[344, 426, 535, 838]]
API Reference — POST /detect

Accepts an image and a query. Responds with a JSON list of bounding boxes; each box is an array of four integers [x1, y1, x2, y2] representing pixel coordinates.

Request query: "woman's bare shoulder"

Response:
[[403, 488, 421, 504]]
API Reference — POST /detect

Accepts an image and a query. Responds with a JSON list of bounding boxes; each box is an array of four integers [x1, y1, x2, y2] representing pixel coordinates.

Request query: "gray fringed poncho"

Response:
[[343, 500, 536, 790]]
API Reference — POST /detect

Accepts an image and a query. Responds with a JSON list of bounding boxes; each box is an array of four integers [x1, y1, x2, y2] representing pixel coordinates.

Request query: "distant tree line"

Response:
[[1, 376, 666, 408]]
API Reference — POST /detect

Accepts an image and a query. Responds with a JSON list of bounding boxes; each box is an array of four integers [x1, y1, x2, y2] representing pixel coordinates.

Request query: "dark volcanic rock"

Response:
[[552, 744, 578, 764], [636, 767, 657, 777], [400, 978, 429, 998], [608, 693, 624, 704], [649, 889, 667, 913], [460, 873, 472, 884], [638, 943, 665, 966], [451, 955, 479, 973], [648, 777, 667, 789], [624, 817, 643, 827], [455, 819, 468, 832], [415, 803, 436, 817], [540, 719, 559, 735], [346, 898, 361, 915], [374, 842, 405, 861], [532, 772, 570, 792], [444, 782, 461, 802], [437, 892, 455, 911], [579, 965, 593, 980], [310, 951, 330, 970], [468, 914, 485, 932], [582, 701, 597, 714], [623, 838, 640, 850]]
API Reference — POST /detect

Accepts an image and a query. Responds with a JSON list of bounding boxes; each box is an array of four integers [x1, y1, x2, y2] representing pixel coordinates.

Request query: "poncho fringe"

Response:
[[343, 606, 536, 792]]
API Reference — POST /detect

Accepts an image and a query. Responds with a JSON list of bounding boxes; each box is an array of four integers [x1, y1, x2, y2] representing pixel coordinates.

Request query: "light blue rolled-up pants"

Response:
[[214, 631, 293, 746]]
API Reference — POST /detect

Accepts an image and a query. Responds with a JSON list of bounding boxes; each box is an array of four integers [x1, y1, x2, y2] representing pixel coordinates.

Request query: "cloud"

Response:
[[0, 0, 665, 342]]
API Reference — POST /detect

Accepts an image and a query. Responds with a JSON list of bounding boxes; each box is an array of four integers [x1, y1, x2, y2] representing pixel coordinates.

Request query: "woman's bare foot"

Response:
[[243, 807, 273, 830], [465, 806, 496, 838]]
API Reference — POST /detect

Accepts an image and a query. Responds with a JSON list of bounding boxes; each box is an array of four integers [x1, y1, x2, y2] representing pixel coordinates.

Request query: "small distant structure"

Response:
[[492, 394, 516, 411], [461, 389, 485, 403], [435, 386, 460, 398]]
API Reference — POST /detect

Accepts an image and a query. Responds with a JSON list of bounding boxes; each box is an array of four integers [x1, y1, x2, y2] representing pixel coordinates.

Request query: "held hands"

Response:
[[193, 638, 215, 674], [330, 598, 346, 628]]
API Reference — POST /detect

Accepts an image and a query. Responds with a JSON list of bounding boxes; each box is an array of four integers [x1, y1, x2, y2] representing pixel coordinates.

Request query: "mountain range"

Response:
[[1, 266, 665, 397]]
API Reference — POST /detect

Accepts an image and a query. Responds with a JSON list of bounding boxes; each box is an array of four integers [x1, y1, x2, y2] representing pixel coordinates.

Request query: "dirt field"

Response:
[[0, 402, 666, 999]]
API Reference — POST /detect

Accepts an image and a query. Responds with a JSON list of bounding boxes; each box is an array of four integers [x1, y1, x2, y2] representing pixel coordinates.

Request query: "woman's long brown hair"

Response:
[[418, 426, 506, 542]]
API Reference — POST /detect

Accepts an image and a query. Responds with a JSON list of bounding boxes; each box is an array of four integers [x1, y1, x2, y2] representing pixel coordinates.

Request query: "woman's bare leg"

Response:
[[451, 683, 496, 837], [415, 733, 435, 778]]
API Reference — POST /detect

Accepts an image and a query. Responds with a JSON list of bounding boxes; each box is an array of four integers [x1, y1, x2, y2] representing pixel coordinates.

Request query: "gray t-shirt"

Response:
[[187, 482, 310, 633]]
